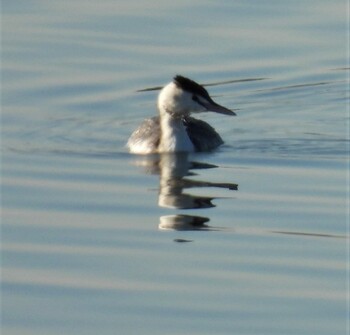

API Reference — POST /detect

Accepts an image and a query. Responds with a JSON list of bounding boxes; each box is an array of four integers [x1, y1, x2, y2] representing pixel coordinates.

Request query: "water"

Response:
[[1, 1, 349, 334]]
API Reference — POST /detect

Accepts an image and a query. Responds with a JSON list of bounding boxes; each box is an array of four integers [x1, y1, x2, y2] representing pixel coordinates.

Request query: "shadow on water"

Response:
[[132, 153, 238, 236]]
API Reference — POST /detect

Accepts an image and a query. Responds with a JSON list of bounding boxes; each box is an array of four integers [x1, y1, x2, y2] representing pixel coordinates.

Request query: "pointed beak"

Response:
[[204, 99, 236, 116]]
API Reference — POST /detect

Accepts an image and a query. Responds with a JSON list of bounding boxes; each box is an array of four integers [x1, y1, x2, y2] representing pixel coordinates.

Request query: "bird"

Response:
[[127, 75, 236, 154]]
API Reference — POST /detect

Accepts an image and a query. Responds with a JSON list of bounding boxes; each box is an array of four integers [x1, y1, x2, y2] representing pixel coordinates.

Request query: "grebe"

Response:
[[127, 75, 236, 154]]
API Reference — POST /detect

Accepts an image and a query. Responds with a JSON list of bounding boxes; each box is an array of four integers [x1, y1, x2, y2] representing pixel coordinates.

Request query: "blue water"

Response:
[[1, 1, 349, 335]]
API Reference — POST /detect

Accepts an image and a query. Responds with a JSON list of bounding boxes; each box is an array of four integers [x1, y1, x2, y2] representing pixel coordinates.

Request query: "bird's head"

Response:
[[157, 75, 236, 118]]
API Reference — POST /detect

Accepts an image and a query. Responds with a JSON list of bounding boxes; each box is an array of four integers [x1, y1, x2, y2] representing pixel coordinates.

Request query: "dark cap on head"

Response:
[[173, 75, 211, 100]]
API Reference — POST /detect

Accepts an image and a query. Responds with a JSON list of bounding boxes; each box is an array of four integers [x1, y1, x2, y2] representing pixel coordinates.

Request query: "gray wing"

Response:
[[127, 116, 160, 153], [183, 116, 224, 152]]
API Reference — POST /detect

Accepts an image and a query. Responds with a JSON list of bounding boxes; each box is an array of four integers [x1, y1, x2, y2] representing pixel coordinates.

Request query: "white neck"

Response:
[[158, 112, 194, 153]]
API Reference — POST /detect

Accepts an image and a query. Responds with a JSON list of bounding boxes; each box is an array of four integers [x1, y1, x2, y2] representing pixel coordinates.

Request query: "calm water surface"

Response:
[[2, 1, 349, 335]]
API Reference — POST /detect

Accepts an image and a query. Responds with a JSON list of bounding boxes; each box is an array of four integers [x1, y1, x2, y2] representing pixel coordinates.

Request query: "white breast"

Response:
[[158, 114, 194, 153]]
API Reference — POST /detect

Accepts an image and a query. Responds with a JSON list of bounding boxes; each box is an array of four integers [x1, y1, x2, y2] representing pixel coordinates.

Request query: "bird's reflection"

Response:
[[159, 214, 212, 231], [132, 153, 238, 231], [158, 153, 217, 209]]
